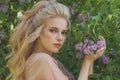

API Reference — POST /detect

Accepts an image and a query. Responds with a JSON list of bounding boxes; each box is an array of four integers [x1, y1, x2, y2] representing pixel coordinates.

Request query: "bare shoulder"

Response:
[[24, 53, 69, 80], [25, 53, 54, 74], [24, 53, 56, 80], [26, 53, 53, 65]]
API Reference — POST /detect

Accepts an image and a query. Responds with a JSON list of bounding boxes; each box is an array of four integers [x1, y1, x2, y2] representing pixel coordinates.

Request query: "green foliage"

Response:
[[0, 0, 120, 80], [57, 0, 120, 80]]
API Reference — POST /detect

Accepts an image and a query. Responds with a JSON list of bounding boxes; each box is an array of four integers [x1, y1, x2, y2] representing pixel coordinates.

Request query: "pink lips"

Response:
[[54, 43, 61, 48]]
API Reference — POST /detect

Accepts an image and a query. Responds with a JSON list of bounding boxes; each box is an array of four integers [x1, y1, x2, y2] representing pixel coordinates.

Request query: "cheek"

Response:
[[64, 36, 66, 41], [62, 36, 67, 43], [41, 29, 54, 41]]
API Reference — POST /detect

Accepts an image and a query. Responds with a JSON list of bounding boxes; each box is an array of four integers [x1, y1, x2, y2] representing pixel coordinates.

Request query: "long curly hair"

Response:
[[7, 1, 70, 80]]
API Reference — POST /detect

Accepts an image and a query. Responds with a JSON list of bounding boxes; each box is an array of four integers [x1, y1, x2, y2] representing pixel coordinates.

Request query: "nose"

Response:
[[57, 33, 63, 41]]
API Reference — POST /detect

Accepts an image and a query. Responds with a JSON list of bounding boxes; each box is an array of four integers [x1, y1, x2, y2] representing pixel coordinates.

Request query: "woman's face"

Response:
[[38, 17, 68, 55]]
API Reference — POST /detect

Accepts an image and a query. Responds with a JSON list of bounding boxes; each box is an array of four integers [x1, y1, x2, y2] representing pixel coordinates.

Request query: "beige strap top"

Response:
[[24, 53, 75, 80]]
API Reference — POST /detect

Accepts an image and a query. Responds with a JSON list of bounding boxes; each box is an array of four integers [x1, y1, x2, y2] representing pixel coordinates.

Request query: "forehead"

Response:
[[44, 17, 68, 30]]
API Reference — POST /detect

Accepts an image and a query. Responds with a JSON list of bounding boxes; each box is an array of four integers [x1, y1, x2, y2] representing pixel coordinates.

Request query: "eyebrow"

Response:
[[49, 26, 68, 31]]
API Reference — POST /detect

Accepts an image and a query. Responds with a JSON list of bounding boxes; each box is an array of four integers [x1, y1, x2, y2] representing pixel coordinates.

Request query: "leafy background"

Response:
[[0, 0, 120, 80]]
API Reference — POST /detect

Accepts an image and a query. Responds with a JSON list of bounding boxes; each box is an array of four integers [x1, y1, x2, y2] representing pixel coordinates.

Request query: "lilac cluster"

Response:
[[19, 0, 31, 4], [109, 51, 117, 58], [99, 55, 109, 64], [0, 31, 6, 39], [69, 6, 75, 15], [0, 31, 6, 45], [75, 37, 109, 64], [0, 3, 8, 13], [78, 13, 92, 22]]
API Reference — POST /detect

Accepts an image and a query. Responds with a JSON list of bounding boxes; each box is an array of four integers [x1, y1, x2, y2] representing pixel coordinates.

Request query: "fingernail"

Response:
[[101, 47, 104, 50]]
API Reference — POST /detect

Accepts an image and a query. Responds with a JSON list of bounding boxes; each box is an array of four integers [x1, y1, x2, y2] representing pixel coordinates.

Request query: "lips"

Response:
[[54, 43, 61, 48]]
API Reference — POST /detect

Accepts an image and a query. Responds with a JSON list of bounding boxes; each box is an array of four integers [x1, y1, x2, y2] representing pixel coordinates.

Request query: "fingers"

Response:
[[95, 35, 106, 60], [99, 35, 106, 49], [99, 35, 104, 39], [85, 47, 106, 61], [94, 47, 106, 60], [99, 35, 105, 40]]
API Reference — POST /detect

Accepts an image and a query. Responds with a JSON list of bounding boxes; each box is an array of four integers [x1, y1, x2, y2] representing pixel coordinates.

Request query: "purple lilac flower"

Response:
[[69, 6, 75, 15], [89, 44, 97, 51], [83, 46, 93, 55], [0, 4, 8, 13], [19, 0, 25, 4], [0, 31, 6, 39], [108, 0, 115, 3], [82, 43, 87, 50], [86, 13, 92, 20], [26, 0, 31, 3], [84, 38, 89, 44], [84, 31, 90, 37], [19, 0, 31, 4], [78, 13, 92, 22], [99, 55, 109, 64], [78, 14, 84, 22], [109, 51, 117, 57], [88, 39, 94, 45], [0, 40, 1, 45], [96, 39, 106, 49], [76, 51, 84, 59], [75, 42, 83, 51]]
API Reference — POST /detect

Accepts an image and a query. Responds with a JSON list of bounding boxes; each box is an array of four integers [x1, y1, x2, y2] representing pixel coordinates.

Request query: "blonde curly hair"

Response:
[[7, 1, 70, 80]]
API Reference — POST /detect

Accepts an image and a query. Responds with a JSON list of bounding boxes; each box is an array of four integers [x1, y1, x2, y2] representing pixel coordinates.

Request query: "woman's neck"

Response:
[[32, 41, 53, 56]]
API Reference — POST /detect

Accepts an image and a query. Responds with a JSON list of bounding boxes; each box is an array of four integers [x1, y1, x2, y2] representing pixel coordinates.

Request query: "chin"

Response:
[[48, 48, 60, 54], [53, 51, 59, 53], [51, 49, 59, 54]]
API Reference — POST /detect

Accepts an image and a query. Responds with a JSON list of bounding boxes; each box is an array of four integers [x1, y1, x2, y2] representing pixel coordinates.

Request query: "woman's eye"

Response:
[[62, 32, 67, 35], [49, 29, 57, 33]]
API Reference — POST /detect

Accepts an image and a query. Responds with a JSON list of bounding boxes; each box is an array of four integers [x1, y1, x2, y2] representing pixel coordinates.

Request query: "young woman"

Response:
[[7, 0, 106, 80]]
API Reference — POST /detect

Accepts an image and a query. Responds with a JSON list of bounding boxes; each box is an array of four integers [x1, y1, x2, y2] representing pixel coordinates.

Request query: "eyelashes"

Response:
[[49, 29, 57, 33], [49, 29, 67, 35], [61, 31, 67, 35]]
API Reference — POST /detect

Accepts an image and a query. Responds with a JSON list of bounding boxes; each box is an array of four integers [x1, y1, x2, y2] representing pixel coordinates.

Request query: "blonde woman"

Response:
[[7, 0, 106, 80]]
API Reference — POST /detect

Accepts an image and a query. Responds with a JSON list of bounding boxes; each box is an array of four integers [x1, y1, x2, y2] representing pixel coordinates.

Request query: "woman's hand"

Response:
[[85, 35, 106, 62]]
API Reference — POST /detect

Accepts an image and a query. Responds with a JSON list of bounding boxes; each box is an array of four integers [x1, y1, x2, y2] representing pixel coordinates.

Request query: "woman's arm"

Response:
[[78, 47, 106, 80], [77, 57, 91, 80], [88, 62, 93, 75]]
